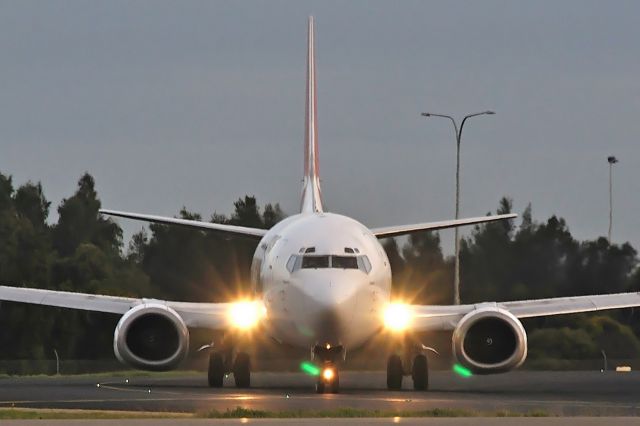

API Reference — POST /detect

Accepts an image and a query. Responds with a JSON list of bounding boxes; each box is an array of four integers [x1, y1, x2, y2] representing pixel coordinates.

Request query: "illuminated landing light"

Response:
[[322, 367, 335, 381], [229, 301, 265, 330], [383, 303, 412, 331], [453, 363, 473, 378], [300, 361, 321, 376]]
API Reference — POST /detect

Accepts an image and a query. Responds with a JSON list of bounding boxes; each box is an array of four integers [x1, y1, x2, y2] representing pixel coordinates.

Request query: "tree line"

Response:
[[0, 171, 639, 365]]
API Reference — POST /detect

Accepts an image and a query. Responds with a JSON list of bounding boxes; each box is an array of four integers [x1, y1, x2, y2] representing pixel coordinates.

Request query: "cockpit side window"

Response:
[[357, 255, 372, 273], [301, 255, 330, 269]]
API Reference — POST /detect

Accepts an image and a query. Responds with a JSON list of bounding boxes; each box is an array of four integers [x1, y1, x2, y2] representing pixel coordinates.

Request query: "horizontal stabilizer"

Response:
[[371, 213, 517, 239], [100, 209, 267, 239]]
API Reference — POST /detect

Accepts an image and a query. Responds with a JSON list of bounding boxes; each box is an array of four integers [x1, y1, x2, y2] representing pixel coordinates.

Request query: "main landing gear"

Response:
[[386, 352, 429, 391], [207, 350, 252, 388]]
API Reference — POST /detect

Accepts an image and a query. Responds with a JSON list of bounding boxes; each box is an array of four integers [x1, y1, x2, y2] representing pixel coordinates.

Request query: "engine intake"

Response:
[[452, 307, 527, 374], [114, 303, 189, 371]]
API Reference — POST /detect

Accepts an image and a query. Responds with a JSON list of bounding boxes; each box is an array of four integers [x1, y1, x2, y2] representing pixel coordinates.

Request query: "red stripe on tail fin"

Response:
[[300, 16, 324, 213]]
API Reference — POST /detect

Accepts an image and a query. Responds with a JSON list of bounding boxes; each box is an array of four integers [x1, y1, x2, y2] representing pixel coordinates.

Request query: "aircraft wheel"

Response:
[[328, 369, 340, 394], [387, 354, 403, 390], [233, 352, 251, 388], [208, 352, 225, 388], [412, 354, 429, 391]]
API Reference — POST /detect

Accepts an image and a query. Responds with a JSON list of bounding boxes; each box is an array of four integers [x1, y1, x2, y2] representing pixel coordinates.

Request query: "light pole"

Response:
[[421, 111, 495, 305], [607, 156, 618, 244]]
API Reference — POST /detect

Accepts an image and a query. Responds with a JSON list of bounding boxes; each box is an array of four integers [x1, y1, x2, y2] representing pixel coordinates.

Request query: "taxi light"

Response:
[[322, 367, 335, 381], [384, 303, 411, 331], [229, 301, 264, 330], [453, 363, 473, 377], [300, 361, 321, 376]]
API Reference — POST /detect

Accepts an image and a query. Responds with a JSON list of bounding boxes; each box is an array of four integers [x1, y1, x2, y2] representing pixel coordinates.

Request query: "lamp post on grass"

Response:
[[421, 111, 495, 305]]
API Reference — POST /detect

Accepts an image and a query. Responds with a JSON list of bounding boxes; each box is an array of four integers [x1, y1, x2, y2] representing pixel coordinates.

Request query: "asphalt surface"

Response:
[[0, 370, 639, 416]]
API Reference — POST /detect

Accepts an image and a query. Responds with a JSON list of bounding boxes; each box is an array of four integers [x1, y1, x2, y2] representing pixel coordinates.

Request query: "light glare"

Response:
[[322, 367, 335, 381], [229, 301, 264, 329], [384, 303, 411, 331]]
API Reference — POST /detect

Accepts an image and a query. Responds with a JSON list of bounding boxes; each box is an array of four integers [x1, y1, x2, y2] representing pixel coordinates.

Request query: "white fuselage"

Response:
[[251, 212, 392, 351]]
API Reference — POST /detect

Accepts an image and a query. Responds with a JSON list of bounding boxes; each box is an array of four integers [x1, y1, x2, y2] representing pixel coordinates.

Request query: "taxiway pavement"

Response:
[[0, 370, 638, 416]]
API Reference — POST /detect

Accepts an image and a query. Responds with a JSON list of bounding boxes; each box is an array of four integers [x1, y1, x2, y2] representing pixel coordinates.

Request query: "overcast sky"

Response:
[[1, 1, 639, 254]]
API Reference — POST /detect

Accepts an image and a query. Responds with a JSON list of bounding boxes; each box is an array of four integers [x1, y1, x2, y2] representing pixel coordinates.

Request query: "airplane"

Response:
[[2, 16, 640, 394]]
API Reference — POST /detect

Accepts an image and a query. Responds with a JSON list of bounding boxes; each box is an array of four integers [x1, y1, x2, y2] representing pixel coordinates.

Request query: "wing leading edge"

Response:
[[371, 213, 517, 239], [0, 285, 231, 329], [407, 291, 640, 332], [100, 209, 267, 239]]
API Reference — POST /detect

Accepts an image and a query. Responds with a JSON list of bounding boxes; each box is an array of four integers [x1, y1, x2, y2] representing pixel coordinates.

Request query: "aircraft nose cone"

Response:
[[304, 279, 358, 309], [299, 277, 363, 344]]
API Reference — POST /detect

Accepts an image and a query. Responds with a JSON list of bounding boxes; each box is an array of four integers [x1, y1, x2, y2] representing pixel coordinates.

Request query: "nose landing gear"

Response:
[[312, 344, 344, 394], [316, 362, 339, 394]]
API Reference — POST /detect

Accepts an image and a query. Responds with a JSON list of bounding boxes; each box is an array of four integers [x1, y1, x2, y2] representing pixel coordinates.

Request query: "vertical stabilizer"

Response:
[[300, 16, 324, 213]]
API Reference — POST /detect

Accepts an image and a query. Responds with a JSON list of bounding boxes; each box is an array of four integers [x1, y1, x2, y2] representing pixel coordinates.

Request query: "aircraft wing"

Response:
[[100, 209, 267, 240], [408, 291, 640, 332], [0, 285, 231, 329], [371, 213, 517, 238]]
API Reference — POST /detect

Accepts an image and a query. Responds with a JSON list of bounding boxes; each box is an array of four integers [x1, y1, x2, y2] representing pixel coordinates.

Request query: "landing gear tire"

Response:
[[387, 354, 403, 390], [233, 352, 251, 388], [329, 370, 340, 394], [208, 352, 225, 388], [411, 354, 428, 391]]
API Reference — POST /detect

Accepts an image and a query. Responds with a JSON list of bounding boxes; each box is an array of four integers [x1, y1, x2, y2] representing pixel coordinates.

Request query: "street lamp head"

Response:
[[484, 111, 496, 115], [421, 112, 431, 117], [607, 156, 618, 164]]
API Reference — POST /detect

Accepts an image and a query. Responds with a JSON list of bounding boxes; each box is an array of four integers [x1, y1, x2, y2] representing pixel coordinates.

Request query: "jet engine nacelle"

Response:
[[452, 306, 527, 374], [113, 303, 189, 371]]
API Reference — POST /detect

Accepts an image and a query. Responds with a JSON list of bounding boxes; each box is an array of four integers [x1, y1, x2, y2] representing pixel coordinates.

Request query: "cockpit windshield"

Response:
[[301, 255, 329, 269], [331, 256, 358, 269], [287, 253, 372, 273]]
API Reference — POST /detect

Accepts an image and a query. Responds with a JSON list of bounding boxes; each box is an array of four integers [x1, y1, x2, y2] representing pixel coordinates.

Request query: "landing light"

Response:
[[383, 303, 412, 331], [229, 301, 265, 330], [322, 367, 335, 381]]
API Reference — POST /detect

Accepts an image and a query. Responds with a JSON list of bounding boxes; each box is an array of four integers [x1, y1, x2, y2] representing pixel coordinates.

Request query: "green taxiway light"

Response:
[[453, 363, 473, 378], [300, 361, 320, 376]]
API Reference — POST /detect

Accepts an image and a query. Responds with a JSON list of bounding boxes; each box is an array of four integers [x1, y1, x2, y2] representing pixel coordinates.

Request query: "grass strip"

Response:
[[0, 408, 190, 420], [0, 406, 551, 420], [0, 370, 203, 380], [198, 406, 551, 418]]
